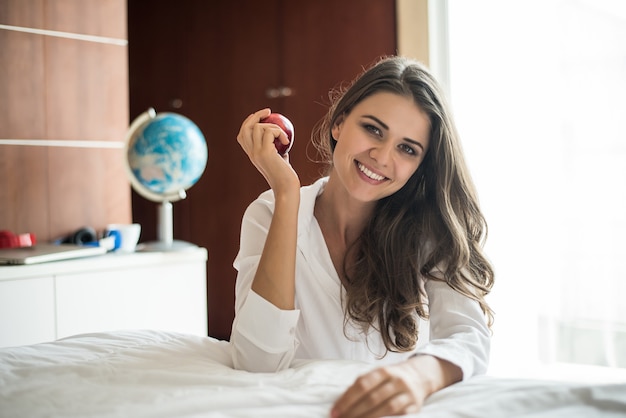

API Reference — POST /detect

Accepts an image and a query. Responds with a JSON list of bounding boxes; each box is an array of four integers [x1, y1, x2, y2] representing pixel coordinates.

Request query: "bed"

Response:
[[1, 329, 624, 417]]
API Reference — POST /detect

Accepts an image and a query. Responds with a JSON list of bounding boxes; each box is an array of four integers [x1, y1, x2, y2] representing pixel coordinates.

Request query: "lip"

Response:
[[355, 160, 388, 183]]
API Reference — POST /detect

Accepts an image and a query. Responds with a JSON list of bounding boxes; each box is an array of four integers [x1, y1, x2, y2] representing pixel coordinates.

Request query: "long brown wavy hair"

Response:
[[312, 56, 495, 355]]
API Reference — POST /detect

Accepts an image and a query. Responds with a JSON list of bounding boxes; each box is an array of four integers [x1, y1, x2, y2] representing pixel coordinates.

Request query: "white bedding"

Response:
[[0, 330, 624, 418]]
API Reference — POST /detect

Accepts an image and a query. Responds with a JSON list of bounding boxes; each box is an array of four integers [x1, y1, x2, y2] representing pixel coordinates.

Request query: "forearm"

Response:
[[251, 190, 300, 310]]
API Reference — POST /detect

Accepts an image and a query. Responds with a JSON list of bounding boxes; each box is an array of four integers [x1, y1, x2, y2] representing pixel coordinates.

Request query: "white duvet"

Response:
[[0, 330, 624, 417]]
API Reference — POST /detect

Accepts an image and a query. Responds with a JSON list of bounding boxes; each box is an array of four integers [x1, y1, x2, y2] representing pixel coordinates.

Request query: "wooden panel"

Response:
[[47, 147, 131, 240], [0, 0, 44, 27], [101, 152, 133, 226], [45, 37, 128, 141], [0, 30, 46, 139], [0, 145, 50, 238], [1, 5, 47, 239], [44, 0, 127, 39], [0, 0, 125, 39], [0, 0, 130, 244]]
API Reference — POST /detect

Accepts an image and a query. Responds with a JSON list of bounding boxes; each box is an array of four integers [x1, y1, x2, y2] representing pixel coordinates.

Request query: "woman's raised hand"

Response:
[[237, 108, 300, 194]]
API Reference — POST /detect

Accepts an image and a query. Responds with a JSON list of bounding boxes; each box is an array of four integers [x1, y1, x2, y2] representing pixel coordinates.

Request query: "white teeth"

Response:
[[357, 162, 385, 181]]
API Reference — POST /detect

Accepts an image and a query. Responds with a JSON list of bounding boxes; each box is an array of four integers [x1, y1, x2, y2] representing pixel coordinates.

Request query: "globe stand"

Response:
[[136, 199, 198, 252]]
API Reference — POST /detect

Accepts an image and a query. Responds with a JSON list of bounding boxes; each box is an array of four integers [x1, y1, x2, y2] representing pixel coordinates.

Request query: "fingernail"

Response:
[[330, 409, 339, 418]]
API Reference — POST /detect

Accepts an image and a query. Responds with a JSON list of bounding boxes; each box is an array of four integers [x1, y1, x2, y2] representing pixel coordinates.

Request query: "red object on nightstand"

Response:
[[0, 230, 37, 249]]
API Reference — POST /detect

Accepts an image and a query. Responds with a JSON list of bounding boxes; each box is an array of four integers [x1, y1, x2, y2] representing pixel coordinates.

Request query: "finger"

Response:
[[257, 119, 289, 147], [334, 386, 419, 418], [237, 114, 255, 147], [252, 107, 272, 124], [332, 370, 387, 417], [274, 129, 289, 146], [237, 109, 271, 145], [249, 123, 281, 155], [337, 379, 398, 418], [363, 391, 420, 418]]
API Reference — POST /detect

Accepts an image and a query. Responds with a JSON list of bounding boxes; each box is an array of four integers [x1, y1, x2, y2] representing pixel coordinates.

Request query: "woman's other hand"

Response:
[[330, 355, 462, 418]]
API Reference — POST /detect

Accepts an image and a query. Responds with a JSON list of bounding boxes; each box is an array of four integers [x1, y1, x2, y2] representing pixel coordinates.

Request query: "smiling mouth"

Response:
[[356, 161, 387, 181]]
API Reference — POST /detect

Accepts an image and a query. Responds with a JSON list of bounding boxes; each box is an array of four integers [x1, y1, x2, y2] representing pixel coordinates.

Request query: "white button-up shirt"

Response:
[[230, 177, 490, 379]]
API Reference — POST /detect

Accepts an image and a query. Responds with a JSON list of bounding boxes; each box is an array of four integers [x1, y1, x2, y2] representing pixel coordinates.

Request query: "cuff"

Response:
[[235, 290, 300, 354]]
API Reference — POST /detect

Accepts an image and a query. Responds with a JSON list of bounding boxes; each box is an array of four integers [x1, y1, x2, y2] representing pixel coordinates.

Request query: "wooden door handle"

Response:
[[265, 86, 294, 98]]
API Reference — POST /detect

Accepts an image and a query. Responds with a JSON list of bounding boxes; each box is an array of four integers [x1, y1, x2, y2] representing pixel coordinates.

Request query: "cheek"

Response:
[[398, 160, 422, 183]]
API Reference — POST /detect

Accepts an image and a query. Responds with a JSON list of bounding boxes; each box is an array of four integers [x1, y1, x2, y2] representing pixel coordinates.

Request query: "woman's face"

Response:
[[331, 91, 431, 203]]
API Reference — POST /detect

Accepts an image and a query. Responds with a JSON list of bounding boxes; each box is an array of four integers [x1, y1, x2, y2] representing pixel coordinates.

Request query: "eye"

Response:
[[362, 123, 382, 137], [398, 143, 418, 156]]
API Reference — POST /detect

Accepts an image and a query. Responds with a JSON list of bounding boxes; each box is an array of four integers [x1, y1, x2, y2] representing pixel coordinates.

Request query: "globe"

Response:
[[124, 108, 208, 251], [126, 108, 208, 202]]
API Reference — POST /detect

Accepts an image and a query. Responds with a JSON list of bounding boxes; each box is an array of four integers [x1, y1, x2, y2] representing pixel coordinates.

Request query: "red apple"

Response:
[[261, 113, 295, 155]]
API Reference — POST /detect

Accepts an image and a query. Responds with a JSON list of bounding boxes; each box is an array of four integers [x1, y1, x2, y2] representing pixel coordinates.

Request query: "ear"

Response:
[[331, 116, 344, 141]]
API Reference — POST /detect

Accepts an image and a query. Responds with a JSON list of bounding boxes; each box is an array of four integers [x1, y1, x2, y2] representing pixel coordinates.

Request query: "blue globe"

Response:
[[125, 109, 208, 202]]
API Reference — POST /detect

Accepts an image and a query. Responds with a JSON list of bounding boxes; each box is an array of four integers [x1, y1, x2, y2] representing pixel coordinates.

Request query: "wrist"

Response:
[[406, 354, 463, 396]]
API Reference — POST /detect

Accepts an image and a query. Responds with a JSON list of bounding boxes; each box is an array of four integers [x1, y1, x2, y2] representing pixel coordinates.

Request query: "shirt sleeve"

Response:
[[231, 290, 300, 371], [229, 192, 301, 372], [413, 279, 491, 380]]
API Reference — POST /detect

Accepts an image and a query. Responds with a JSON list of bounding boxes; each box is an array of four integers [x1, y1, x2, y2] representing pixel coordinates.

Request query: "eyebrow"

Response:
[[362, 114, 426, 151]]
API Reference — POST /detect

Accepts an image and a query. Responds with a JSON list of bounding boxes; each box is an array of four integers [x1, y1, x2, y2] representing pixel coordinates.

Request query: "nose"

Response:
[[369, 141, 394, 167]]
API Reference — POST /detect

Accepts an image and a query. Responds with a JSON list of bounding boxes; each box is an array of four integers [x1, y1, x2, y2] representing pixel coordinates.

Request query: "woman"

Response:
[[231, 56, 494, 417]]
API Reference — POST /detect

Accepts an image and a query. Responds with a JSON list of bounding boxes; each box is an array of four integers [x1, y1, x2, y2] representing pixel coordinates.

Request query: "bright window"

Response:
[[444, 0, 626, 379]]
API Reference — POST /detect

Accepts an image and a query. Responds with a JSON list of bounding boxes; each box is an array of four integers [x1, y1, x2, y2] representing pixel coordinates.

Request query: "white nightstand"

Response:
[[0, 247, 208, 348]]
